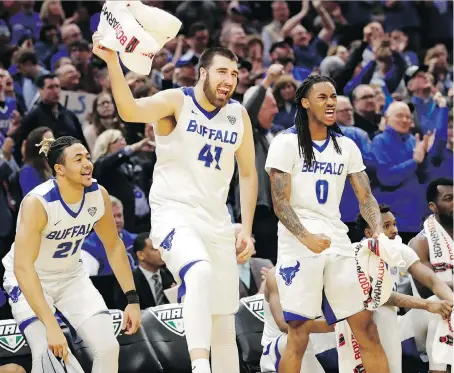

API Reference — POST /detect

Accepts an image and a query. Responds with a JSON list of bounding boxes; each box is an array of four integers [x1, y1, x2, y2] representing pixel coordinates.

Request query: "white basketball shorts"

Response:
[[276, 254, 366, 324], [3, 265, 108, 332], [151, 210, 239, 315], [260, 333, 326, 373]]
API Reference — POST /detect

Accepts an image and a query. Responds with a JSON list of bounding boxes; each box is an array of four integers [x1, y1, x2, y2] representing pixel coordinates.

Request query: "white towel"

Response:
[[424, 214, 454, 286], [432, 309, 454, 365], [354, 234, 406, 311], [97, 1, 181, 75]]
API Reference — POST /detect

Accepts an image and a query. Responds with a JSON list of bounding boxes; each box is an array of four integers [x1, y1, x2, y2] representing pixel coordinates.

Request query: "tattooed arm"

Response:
[[348, 171, 382, 235], [270, 168, 331, 253], [386, 292, 452, 319]]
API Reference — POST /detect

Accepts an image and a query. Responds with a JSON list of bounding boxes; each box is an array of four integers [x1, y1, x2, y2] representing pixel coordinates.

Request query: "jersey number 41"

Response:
[[198, 144, 223, 170]]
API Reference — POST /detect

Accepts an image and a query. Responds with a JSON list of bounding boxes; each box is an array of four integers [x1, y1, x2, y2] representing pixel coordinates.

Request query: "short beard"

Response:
[[438, 212, 453, 228], [202, 74, 230, 109]]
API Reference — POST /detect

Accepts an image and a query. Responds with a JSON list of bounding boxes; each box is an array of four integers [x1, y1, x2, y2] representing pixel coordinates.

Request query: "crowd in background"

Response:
[[0, 0, 452, 303]]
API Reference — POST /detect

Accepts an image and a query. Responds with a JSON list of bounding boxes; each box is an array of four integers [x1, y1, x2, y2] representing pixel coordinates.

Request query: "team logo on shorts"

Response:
[[160, 229, 176, 251], [240, 294, 265, 322], [279, 261, 300, 286], [227, 115, 236, 125], [8, 286, 21, 303], [149, 304, 185, 337], [110, 310, 124, 337], [87, 207, 97, 217], [0, 319, 27, 353]]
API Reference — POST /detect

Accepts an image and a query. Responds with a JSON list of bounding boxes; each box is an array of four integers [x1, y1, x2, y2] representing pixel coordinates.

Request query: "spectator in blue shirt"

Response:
[[430, 110, 453, 180], [81, 195, 137, 276], [9, 0, 42, 45], [281, 0, 335, 69], [370, 102, 435, 243], [19, 126, 54, 195], [272, 74, 297, 130], [50, 23, 82, 71]]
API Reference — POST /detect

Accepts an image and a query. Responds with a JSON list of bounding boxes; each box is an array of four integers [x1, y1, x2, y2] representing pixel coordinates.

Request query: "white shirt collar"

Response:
[[139, 265, 160, 282]]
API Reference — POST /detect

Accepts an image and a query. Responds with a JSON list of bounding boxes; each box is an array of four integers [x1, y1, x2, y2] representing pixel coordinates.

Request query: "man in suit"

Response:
[[121, 232, 176, 310]]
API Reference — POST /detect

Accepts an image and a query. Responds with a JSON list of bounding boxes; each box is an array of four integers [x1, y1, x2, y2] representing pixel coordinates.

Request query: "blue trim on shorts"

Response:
[[283, 311, 311, 322], [321, 290, 338, 325], [19, 316, 38, 334], [177, 260, 204, 303], [274, 335, 282, 372]]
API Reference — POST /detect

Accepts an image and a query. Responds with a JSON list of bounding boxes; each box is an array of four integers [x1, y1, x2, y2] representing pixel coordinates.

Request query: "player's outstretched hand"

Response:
[[123, 304, 142, 335], [46, 322, 69, 363], [303, 233, 331, 254], [92, 31, 118, 65], [236, 230, 255, 264], [426, 299, 453, 320]]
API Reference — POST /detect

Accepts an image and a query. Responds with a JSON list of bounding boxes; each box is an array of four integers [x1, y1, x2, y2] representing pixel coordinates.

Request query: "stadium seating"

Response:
[[235, 294, 266, 373], [141, 304, 192, 373]]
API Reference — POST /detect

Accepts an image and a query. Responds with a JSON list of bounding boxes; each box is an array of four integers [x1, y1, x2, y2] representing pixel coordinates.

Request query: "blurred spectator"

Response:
[[370, 102, 435, 243], [261, 0, 290, 65], [238, 64, 282, 263], [69, 39, 101, 93], [0, 137, 19, 255], [319, 55, 344, 79], [34, 24, 59, 66], [420, 1, 453, 51], [53, 56, 72, 71], [115, 232, 175, 310], [406, 66, 449, 136], [13, 74, 87, 163], [175, 0, 220, 35], [19, 126, 53, 195], [55, 63, 80, 91], [0, 69, 19, 142], [50, 23, 82, 71], [327, 45, 349, 62], [9, 1, 42, 45], [92, 129, 155, 233], [223, 24, 247, 60], [282, 0, 335, 69], [246, 35, 265, 74], [96, 68, 111, 93], [223, 2, 257, 36], [232, 59, 252, 103], [430, 110, 453, 180], [39, 0, 66, 27], [352, 84, 382, 139], [15, 50, 49, 111], [425, 45, 452, 96], [390, 30, 418, 67], [382, 1, 420, 51], [174, 57, 197, 88], [81, 195, 137, 276], [272, 74, 297, 130], [182, 22, 209, 60], [84, 92, 124, 152]]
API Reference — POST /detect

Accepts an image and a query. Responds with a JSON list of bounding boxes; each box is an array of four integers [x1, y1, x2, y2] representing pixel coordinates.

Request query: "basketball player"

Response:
[[260, 267, 335, 373], [408, 178, 453, 373], [265, 75, 389, 373], [334, 204, 453, 373], [93, 37, 257, 373], [2, 137, 142, 373]]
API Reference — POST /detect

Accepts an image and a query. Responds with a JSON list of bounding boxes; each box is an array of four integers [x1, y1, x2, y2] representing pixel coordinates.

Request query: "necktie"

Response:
[[152, 273, 164, 306]]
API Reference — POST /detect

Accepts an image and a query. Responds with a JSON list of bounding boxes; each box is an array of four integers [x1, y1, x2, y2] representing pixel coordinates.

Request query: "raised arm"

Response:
[[270, 169, 330, 253], [348, 171, 382, 235], [94, 186, 141, 334], [92, 34, 182, 124], [14, 195, 69, 361]]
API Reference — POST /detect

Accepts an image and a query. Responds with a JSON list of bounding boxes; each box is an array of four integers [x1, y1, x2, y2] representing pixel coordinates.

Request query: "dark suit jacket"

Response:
[[239, 258, 273, 299], [116, 266, 175, 310]]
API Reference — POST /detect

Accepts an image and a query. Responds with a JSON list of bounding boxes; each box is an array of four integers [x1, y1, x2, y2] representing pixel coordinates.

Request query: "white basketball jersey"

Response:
[[149, 87, 244, 229], [265, 127, 365, 257], [2, 179, 105, 277]]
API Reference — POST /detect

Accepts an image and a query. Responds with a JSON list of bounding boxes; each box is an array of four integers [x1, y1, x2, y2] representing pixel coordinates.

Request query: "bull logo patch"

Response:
[[240, 294, 265, 322], [279, 261, 300, 286], [149, 304, 185, 337]]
